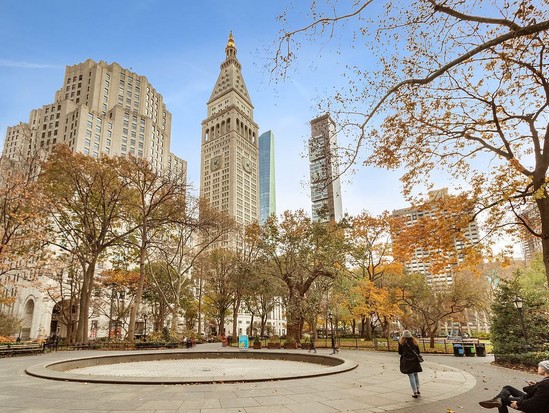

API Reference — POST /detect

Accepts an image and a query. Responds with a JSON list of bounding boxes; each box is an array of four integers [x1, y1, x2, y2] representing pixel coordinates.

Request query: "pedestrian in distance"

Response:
[[398, 330, 423, 398], [479, 359, 549, 413], [330, 335, 339, 354], [308, 332, 316, 353]]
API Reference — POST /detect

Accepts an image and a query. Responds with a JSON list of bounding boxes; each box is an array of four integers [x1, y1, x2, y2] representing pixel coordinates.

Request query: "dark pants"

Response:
[[495, 385, 525, 413]]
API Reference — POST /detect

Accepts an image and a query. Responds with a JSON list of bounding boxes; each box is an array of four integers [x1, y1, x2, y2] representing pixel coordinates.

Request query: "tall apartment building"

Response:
[[309, 113, 342, 222], [392, 188, 481, 285], [259, 130, 276, 224], [200, 33, 259, 234], [2, 59, 186, 176], [1, 60, 186, 341]]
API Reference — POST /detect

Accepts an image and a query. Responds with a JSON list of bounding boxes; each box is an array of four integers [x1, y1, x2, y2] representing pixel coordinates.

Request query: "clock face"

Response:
[[242, 157, 252, 173], [210, 155, 222, 172]]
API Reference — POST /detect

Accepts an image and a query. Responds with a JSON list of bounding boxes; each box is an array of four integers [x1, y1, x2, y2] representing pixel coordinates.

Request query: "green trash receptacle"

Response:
[[453, 343, 464, 357], [475, 343, 486, 357], [463, 343, 476, 357]]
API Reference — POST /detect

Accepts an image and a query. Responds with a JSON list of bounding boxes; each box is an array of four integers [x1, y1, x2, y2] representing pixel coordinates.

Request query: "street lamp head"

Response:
[[328, 312, 333, 321], [513, 296, 524, 310]]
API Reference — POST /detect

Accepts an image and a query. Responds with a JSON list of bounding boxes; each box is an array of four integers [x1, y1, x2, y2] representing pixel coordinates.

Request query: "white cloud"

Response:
[[0, 60, 59, 69]]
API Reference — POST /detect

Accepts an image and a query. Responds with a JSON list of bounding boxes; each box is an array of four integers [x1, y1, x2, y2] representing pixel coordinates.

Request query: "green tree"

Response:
[[273, 1, 549, 287], [390, 270, 487, 347], [491, 272, 549, 354], [256, 210, 347, 341]]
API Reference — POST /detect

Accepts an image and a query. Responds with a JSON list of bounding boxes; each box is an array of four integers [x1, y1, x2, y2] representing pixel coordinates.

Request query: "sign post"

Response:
[[238, 335, 249, 351]]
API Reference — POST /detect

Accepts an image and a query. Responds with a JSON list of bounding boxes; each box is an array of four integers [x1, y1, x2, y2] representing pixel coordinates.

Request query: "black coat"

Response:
[[398, 339, 423, 374], [516, 377, 549, 413]]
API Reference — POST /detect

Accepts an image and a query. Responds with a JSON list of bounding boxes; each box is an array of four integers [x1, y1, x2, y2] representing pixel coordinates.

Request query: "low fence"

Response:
[[313, 337, 491, 355]]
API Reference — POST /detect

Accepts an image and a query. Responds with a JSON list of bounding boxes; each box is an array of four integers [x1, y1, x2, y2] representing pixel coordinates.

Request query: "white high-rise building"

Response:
[[1, 59, 186, 341], [2, 59, 186, 175], [392, 188, 481, 285]]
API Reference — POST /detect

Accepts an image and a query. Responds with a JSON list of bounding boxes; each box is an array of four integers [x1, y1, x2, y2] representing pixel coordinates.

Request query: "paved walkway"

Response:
[[0, 343, 538, 412]]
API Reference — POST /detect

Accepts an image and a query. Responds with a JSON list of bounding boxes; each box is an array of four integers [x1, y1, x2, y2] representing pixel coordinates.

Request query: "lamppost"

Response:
[[329, 312, 335, 353], [143, 314, 147, 339], [513, 296, 529, 347]]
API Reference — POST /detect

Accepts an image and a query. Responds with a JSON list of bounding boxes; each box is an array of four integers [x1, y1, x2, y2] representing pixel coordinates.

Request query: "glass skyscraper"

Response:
[[259, 130, 276, 224]]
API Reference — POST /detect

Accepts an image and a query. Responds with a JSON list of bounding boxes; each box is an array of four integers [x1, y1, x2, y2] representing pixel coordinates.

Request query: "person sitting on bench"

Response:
[[479, 360, 549, 412]]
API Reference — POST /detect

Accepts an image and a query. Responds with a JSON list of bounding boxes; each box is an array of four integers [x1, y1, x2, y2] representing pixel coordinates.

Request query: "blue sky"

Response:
[[0, 0, 416, 216]]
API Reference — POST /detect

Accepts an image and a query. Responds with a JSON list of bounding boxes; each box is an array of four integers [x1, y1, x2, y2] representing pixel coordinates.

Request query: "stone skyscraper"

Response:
[[200, 33, 259, 235], [1, 59, 186, 341], [2, 59, 186, 176], [259, 130, 276, 224]]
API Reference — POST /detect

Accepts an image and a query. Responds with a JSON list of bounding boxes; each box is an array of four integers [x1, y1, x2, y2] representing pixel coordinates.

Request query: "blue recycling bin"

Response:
[[453, 343, 464, 357]]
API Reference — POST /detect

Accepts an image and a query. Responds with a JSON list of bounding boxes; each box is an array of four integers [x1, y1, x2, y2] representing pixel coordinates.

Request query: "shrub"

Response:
[[0, 335, 15, 343], [490, 276, 549, 354], [0, 312, 21, 337], [495, 351, 549, 369]]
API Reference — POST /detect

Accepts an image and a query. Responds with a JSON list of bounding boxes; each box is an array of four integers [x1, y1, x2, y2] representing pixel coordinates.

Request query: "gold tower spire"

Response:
[[227, 31, 235, 47]]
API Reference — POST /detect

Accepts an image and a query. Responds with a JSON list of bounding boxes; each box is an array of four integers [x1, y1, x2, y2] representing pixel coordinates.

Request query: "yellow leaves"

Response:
[[532, 183, 547, 200], [350, 278, 402, 319], [100, 269, 140, 288], [391, 190, 482, 276]]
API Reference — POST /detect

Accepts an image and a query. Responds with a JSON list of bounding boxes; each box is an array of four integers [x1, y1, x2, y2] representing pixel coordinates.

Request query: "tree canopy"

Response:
[[273, 0, 549, 286]]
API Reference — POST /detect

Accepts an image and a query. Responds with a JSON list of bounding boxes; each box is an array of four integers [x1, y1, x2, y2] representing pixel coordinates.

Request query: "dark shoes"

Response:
[[479, 398, 502, 408], [412, 393, 419, 398]]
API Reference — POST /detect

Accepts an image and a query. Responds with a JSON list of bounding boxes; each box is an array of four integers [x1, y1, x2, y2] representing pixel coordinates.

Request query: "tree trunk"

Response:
[[249, 313, 255, 337], [219, 309, 226, 336], [537, 198, 549, 287], [76, 260, 95, 343], [128, 224, 148, 343], [286, 292, 303, 341], [197, 276, 203, 335], [260, 313, 267, 337], [429, 331, 436, 349], [232, 298, 240, 339]]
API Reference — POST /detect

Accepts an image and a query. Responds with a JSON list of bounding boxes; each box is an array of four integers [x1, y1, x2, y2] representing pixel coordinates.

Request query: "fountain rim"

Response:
[[25, 349, 359, 385]]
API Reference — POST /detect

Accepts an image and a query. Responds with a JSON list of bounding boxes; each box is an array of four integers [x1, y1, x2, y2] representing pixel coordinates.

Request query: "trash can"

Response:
[[453, 343, 464, 357], [475, 343, 486, 357], [463, 343, 476, 357]]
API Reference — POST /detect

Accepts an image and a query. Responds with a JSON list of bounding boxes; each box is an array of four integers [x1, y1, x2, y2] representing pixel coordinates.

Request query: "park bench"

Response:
[[0, 342, 44, 357]]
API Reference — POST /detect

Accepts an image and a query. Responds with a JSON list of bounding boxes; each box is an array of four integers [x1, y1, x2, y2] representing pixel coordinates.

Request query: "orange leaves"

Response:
[[100, 269, 140, 289], [350, 278, 402, 320], [391, 189, 482, 276]]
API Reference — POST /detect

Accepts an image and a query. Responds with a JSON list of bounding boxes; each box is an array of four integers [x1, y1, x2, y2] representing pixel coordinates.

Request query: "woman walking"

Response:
[[398, 330, 423, 398]]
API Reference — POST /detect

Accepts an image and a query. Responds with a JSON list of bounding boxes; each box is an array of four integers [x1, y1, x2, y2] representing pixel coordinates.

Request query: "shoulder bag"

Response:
[[406, 341, 424, 362]]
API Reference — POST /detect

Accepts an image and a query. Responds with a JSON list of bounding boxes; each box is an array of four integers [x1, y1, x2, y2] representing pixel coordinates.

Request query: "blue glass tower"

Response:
[[259, 130, 276, 224]]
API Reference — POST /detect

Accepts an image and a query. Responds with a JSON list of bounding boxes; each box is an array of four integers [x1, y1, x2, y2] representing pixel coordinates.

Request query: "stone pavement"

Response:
[[0, 343, 539, 412]]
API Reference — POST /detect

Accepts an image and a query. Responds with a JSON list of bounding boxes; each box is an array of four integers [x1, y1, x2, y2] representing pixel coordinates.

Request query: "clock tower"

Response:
[[200, 33, 259, 235]]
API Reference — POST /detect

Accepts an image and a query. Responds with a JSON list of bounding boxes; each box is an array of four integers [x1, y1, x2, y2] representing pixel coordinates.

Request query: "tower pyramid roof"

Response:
[[208, 32, 252, 106]]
